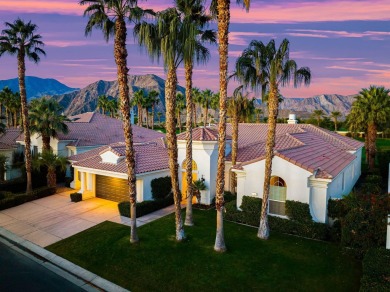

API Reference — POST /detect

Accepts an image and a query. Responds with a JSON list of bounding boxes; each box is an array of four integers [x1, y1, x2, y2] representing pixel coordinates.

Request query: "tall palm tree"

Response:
[[157, 111, 163, 127], [0, 18, 46, 193], [192, 87, 202, 127], [312, 109, 324, 126], [148, 90, 159, 129], [236, 38, 311, 240], [0, 87, 15, 127], [29, 98, 69, 152], [255, 108, 263, 123], [176, 92, 186, 133], [175, 0, 216, 227], [80, 0, 151, 243], [9, 91, 21, 127], [200, 89, 215, 126], [0, 87, 12, 124], [135, 8, 186, 241], [132, 89, 147, 126], [348, 86, 390, 170], [330, 111, 341, 131], [107, 98, 119, 117], [97, 94, 109, 115], [32, 150, 67, 189]]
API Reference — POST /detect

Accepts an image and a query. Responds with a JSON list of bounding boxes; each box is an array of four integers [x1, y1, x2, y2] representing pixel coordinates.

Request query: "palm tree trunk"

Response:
[[114, 17, 138, 243], [152, 104, 155, 130], [367, 122, 377, 170], [205, 106, 208, 127], [41, 134, 51, 152], [184, 62, 194, 226], [214, 0, 230, 253], [0, 103, 2, 123], [145, 109, 149, 128], [14, 110, 17, 127], [18, 49, 32, 193], [258, 83, 279, 240], [137, 104, 142, 126], [6, 109, 10, 128], [230, 111, 238, 193], [166, 66, 185, 241], [47, 167, 56, 188], [334, 119, 338, 131], [193, 103, 197, 128]]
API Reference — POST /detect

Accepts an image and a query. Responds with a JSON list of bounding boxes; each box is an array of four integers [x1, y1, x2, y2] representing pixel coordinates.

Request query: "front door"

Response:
[[182, 171, 198, 199]]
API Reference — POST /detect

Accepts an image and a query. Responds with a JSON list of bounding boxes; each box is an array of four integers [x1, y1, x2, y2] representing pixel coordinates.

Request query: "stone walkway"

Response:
[[0, 189, 177, 248]]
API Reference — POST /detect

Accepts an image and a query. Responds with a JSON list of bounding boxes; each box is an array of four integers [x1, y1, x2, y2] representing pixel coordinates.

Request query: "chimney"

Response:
[[287, 114, 298, 124]]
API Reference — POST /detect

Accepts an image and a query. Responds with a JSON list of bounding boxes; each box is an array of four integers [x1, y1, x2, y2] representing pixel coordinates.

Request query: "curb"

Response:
[[0, 227, 130, 292]]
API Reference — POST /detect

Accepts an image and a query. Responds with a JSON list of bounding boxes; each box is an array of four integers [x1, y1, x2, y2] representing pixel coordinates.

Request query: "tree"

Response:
[[0, 154, 7, 182], [200, 89, 215, 126], [175, 92, 186, 133], [148, 90, 159, 129], [107, 98, 118, 117], [236, 38, 311, 240], [32, 150, 67, 188], [6, 91, 21, 127], [135, 8, 187, 241], [330, 111, 341, 131], [132, 89, 147, 127], [0, 87, 15, 127], [97, 94, 109, 115], [29, 98, 69, 152], [255, 108, 262, 123], [348, 86, 390, 170], [157, 111, 163, 127], [192, 87, 202, 127], [0, 87, 13, 125], [80, 0, 151, 243], [0, 122, 5, 134], [0, 18, 46, 193], [312, 109, 324, 126]]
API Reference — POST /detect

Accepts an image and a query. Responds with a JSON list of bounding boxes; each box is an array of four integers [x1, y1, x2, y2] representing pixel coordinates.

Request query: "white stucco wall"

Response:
[[140, 170, 171, 201], [0, 149, 22, 180]]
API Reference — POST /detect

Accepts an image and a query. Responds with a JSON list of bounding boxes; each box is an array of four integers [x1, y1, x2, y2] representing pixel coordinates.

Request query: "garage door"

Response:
[[96, 175, 129, 202]]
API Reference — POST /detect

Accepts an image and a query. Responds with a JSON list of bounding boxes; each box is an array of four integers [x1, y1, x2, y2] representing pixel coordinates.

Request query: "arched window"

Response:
[[181, 159, 198, 171], [269, 176, 287, 216]]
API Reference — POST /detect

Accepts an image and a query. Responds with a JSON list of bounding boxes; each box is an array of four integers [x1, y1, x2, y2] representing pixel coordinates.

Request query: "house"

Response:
[[0, 127, 23, 180]]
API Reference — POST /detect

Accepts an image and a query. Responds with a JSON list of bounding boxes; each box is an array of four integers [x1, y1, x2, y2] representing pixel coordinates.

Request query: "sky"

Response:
[[0, 0, 389, 98]]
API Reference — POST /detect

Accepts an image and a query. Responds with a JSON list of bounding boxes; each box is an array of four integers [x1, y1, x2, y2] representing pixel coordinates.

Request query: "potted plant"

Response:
[[192, 179, 207, 204], [70, 192, 82, 202]]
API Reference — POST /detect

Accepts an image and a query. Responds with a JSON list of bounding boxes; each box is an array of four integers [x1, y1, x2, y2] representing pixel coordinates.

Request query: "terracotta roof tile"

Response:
[[177, 127, 231, 141], [0, 127, 20, 149]]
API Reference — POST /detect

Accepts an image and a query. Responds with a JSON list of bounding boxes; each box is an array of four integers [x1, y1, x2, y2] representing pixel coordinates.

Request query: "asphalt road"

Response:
[[0, 240, 84, 292]]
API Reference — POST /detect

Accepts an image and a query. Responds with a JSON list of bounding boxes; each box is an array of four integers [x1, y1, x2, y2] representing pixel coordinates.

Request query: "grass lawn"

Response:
[[47, 210, 361, 292]]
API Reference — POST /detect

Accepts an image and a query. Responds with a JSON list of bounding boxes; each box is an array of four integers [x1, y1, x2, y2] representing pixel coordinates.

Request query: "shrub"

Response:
[[118, 195, 174, 218], [224, 191, 236, 203], [377, 151, 390, 182], [0, 178, 27, 193], [286, 200, 312, 222], [0, 186, 56, 210], [150, 176, 172, 200], [360, 248, 390, 291], [328, 198, 346, 219], [224, 200, 243, 222], [70, 192, 82, 202]]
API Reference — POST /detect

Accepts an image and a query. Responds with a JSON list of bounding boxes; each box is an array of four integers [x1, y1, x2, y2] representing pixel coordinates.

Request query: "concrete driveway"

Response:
[[0, 189, 129, 247]]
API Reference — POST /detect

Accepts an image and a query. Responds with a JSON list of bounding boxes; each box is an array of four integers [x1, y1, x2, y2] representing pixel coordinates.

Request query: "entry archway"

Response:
[[181, 159, 198, 198]]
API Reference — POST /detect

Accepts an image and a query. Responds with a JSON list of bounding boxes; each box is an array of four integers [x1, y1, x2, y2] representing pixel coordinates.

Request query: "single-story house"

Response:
[[0, 127, 23, 180]]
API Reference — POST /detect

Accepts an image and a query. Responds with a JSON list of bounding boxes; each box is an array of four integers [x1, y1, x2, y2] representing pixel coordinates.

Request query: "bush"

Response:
[[224, 191, 236, 203], [118, 195, 174, 218], [150, 176, 172, 200], [0, 186, 56, 211], [360, 248, 390, 291], [0, 178, 27, 193], [328, 198, 346, 219], [70, 192, 82, 202], [286, 200, 312, 222], [377, 151, 390, 182]]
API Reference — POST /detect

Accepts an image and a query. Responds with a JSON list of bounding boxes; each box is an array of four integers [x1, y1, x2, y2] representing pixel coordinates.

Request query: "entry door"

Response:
[[181, 172, 198, 199]]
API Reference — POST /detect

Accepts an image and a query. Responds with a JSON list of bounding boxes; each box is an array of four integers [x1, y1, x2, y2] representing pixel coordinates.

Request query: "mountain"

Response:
[[257, 94, 357, 119], [53, 74, 185, 116], [0, 76, 78, 100]]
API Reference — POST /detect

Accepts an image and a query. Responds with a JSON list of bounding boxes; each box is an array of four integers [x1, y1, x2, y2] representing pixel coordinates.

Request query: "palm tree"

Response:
[[0, 87, 15, 127], [312, 109, 324, 126], [192, 87, 202, 127], [157, 112, 163, 127], [0, 87, 12, 124], [0, 154, 7, 182], [8, 92, 21, 127], [255, 108, 262, 123], [133, 89, 146, 127], [0, 18, 46, 193], [330, 111, 341, 131], [348, 86, 390, 170], [0, 122, 5, 134], [107, 98, 118, 117], [200, 89, 215, 126], [97, 95, 109, 115], [176, 92, 186, 133], [148, 90, 159, 129], [236, 38, 311, 240], [135, 8, 186, 241], [80, 0, 151, 243], [33, 150, 67, 188], [29, 98, 69, 152]]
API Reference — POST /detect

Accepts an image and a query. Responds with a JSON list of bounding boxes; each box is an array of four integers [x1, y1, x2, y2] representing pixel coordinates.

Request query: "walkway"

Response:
[[0, 188, 178, 248]]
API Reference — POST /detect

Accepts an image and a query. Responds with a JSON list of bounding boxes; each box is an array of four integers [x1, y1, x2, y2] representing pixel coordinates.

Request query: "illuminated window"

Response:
[[269, 176, 287, 216]]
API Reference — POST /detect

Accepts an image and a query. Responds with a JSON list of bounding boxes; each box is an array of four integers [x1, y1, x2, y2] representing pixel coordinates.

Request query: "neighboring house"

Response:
[[69, 139, 169, 202], [0, 128, 23, 180]]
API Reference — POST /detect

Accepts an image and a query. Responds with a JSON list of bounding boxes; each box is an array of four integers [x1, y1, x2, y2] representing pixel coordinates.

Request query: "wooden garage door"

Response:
[[96, 175, 129, 202]]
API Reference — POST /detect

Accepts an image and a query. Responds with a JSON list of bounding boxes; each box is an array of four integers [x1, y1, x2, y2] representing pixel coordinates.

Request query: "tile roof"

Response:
[[227, 123, 364, 179], [177, 127, 231, 141], [0, 127, 20, 149], [71, 140, 169, 175], [18, 112, 165, 147]]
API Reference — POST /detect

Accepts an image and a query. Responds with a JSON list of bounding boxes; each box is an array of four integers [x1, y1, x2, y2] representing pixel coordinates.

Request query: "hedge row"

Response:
[[225, 197, 330, 241], [118, 195, 174, 218], [150, 176, 172, 200], [360, 248, 390, 291], [0, 186, 56, 211]]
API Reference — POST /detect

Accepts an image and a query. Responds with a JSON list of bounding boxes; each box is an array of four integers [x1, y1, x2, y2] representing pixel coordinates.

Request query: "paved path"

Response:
[[0, 189, 178, 247]]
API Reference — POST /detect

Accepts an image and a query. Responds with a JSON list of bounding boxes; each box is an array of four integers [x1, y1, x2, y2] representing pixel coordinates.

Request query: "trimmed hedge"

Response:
[[360, 248, 390, 291], [0, 178, 27, 193], [0, 186, 56, 211], [150, 176, 172, 200], [118, 195, 174, 218], [225, 197, 330, 240], [286, 200, 312, 223]]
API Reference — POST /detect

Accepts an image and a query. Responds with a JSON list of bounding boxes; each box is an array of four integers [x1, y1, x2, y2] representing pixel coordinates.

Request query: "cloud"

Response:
[[0, 1, 83, 15], [286, 29, 390, 40], [229, 32, 275, 45], [44, 40, 107, 47]]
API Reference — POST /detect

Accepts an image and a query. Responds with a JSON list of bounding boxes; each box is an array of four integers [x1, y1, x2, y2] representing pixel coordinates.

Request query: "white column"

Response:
[[87, 173, 93, 191], [79, 172, 85, 193], [308, 177, 331, 223], [387, 215, 390, 250], [234, 169, 247, 210]]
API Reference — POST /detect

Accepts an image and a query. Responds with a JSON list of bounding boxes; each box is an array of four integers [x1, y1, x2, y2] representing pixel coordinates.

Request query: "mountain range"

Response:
[[0, 75, 356, 118], [0, 76, 78, 100]]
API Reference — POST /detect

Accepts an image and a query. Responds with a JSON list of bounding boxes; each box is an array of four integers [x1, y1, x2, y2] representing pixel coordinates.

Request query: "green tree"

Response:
[[192, 87, 202, 127], [29, 98, 69, 152], [330, 111, 341, 131], [97, 95, 109, 115], [157, 111, 163, 127], [107, 98, 118, 117], [255, 108, 262, 123], [0, 18, 46, 193], [135, 8, 187, 241], [200, 89, 215, 126], [236, 38, 311, 240], [0, 154, 7, 182], [312, 109, 325, 126], [348, 86, 390, 170], [176, 92, 186, 133], [132, 89, 147, 127], [32, 150, 67, 188], [148, 90, 160, 129], [80, 0, 151, 243]]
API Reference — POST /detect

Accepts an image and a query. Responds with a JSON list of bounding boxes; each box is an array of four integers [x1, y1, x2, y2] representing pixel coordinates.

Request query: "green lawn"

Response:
[[47, 210, 361, 292]]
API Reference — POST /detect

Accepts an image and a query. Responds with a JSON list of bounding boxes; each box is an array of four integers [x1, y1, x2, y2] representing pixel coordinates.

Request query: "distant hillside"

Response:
[[53, 74, 185, 116], [0, 76, 78, 100]]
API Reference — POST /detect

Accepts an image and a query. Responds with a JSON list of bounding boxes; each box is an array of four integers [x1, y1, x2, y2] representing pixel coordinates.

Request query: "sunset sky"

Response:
[[0, 0, 390, 98]]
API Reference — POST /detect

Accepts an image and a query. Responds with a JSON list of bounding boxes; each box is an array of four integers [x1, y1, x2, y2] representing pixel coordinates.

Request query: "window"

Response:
[[269, 176, 287, 216]]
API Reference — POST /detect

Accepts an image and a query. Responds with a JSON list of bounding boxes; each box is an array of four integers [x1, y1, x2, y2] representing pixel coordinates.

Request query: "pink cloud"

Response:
[[0, 1, 83, 15]]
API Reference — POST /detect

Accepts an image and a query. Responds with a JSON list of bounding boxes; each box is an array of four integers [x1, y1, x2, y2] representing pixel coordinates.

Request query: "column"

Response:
[[79, 172, 85, 194], [308, 177, 331, 223], [235, 170, 246, 210]]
